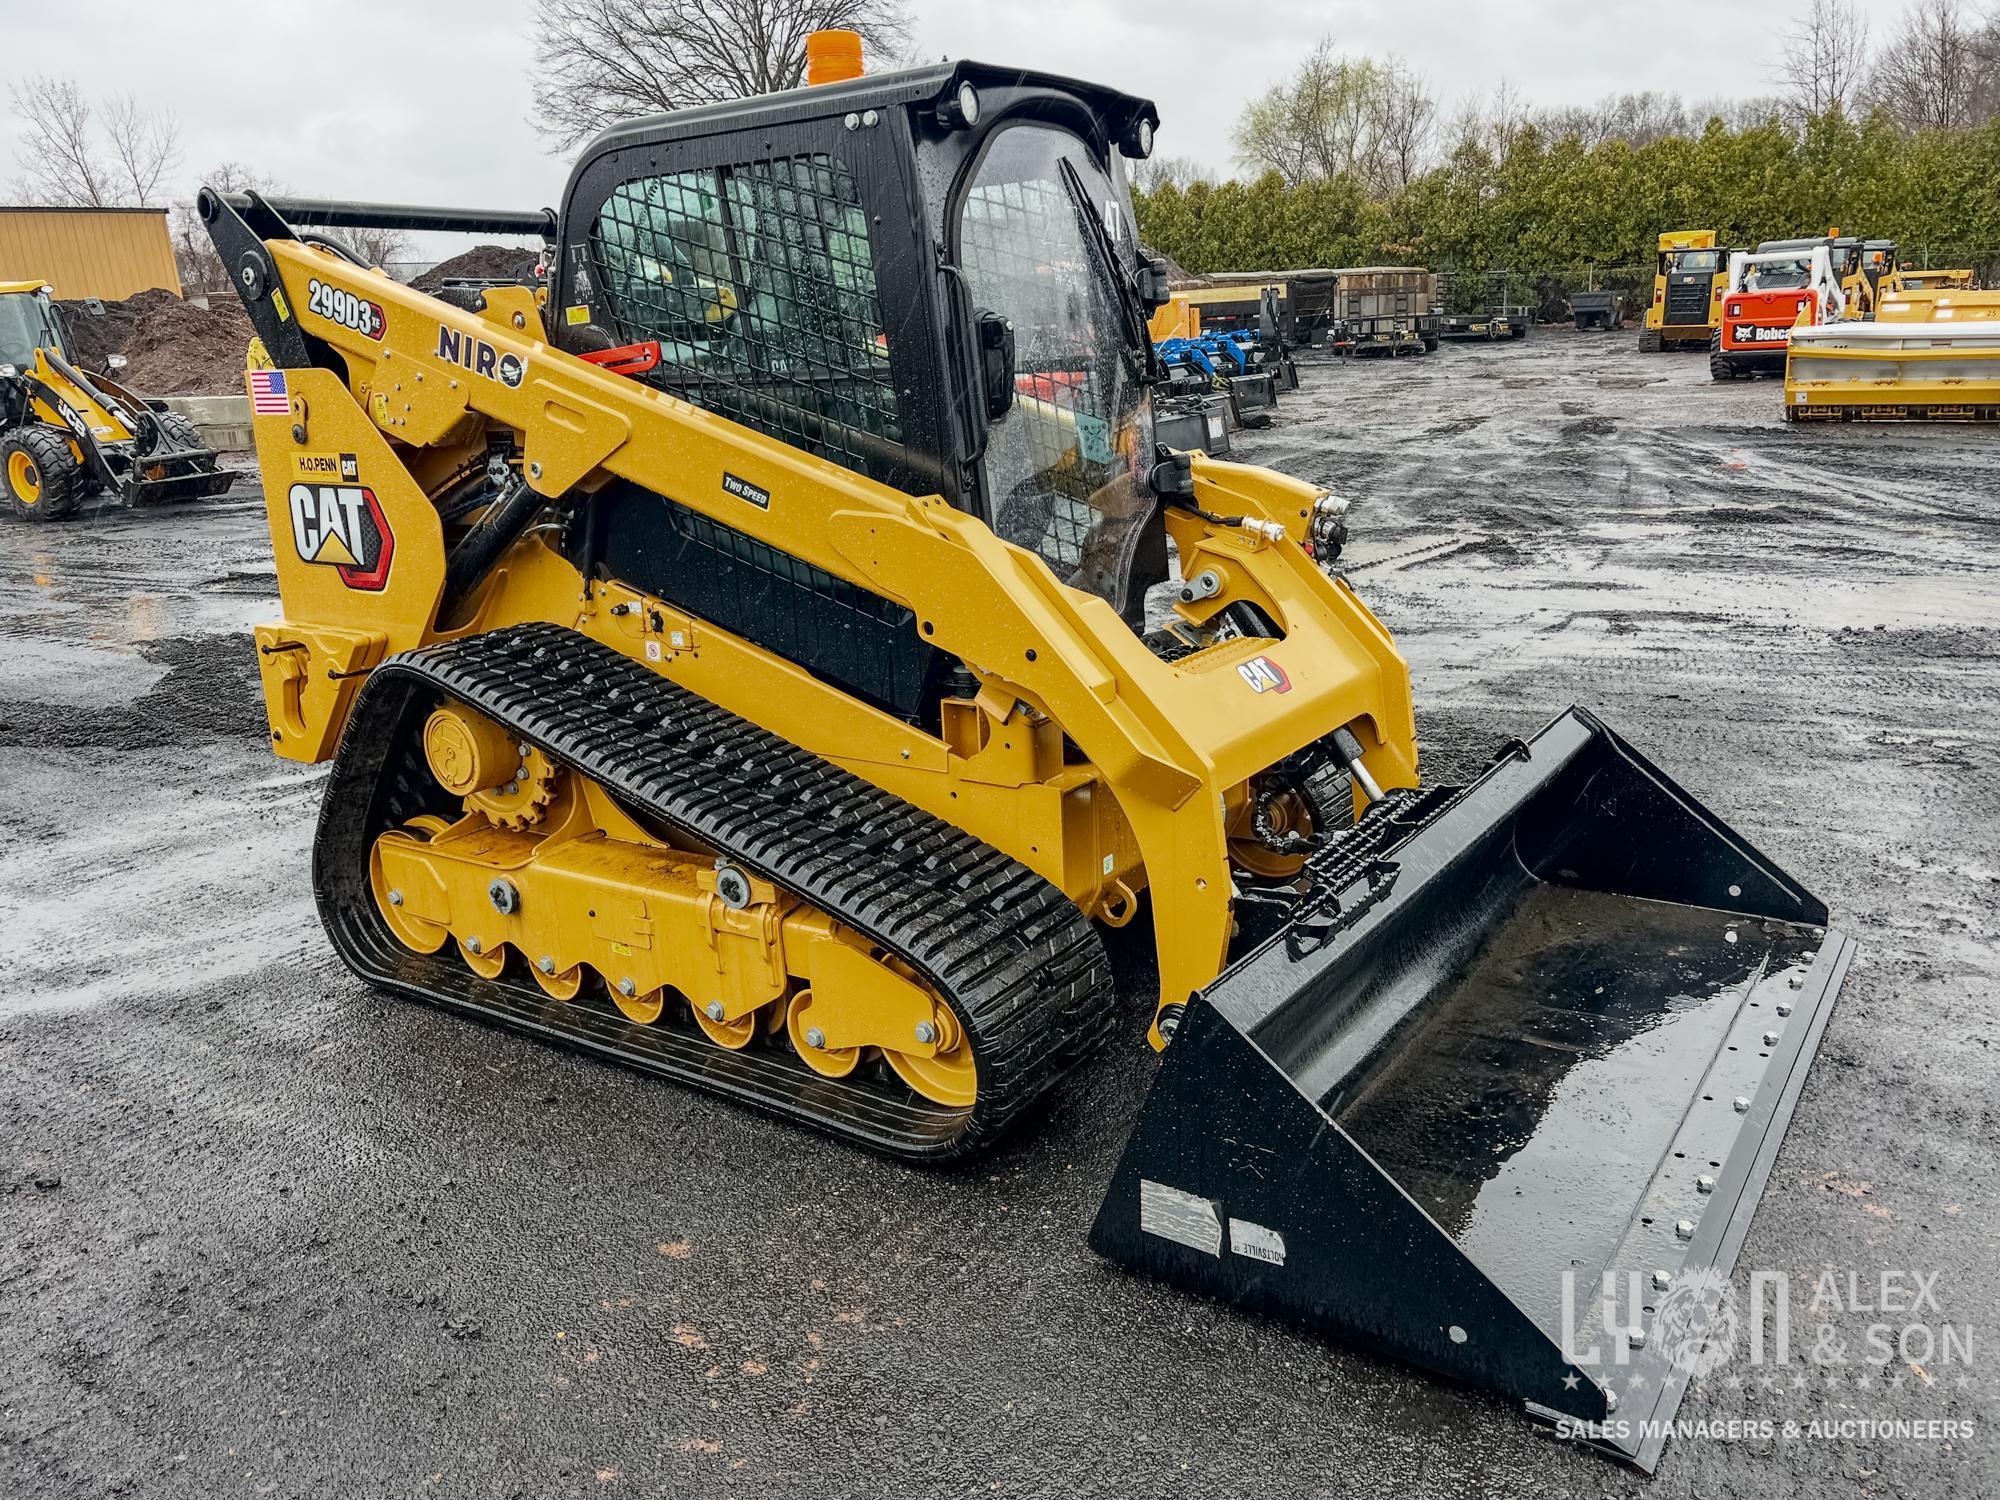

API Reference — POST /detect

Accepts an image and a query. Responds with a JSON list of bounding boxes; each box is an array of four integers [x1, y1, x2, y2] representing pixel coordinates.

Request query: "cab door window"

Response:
[[591, 153, 905, 487]]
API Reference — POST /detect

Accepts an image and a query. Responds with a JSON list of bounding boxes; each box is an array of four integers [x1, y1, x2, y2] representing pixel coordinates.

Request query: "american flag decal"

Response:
[[249, 369, 290, 415]]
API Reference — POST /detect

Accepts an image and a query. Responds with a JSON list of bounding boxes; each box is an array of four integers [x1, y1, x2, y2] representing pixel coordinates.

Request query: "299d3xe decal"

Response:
[[288, 482, 394, 590], [306, 278, 386, 340]]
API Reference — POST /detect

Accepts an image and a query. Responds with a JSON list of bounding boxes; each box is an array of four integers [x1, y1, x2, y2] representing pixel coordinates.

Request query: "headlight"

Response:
[[1120, 115, 1155, 159], [0, 364, 15, 378], [938, 81, 980, 130]]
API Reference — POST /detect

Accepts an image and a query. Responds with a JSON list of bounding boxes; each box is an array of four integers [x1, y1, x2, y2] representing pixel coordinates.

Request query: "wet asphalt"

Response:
[[2, 328, 1995, 1498]]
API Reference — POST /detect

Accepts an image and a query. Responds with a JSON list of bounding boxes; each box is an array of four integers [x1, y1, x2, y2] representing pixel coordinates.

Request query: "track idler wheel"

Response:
[[786, 988, 861, 1079], [883, 1001, 976, 1109], [370, 815, 454, 952], [458, 935, 506, 979]]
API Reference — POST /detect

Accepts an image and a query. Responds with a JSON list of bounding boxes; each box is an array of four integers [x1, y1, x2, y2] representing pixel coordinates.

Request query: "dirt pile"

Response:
[[55, 287, 252, 397], [412, 245, 540, 293]]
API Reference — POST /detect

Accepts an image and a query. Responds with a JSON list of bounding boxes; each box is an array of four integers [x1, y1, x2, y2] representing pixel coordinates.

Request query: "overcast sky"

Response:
[[2, 0, 1824, 255]]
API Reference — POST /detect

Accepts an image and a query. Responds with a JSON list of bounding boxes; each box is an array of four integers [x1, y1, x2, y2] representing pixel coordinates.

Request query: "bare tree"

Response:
[[1482, 78, 1527, 162], [103, 93, 182, 205], [1131, 154, 1214, 193], [1867, 0, 1998, 128], [1232, 44, 1436, 193], [528, 0, 913, 149], [1373, 64, 1438, 191], [8, 76, 115, 207], [324, 224, 416, 273], [9, 76, 181, 208], [1538, 92, 1693, 148], [1776, 0, 1872, 121]]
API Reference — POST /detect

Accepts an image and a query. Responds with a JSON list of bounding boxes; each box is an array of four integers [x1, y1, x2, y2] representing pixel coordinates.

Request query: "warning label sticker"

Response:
[[1139, 1179, 1222, 1258], [1229, 1216, 1287, 1267]]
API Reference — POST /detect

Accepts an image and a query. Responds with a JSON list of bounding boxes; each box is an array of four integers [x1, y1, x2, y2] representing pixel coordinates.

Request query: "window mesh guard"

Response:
[[591, 154, 904, 485]]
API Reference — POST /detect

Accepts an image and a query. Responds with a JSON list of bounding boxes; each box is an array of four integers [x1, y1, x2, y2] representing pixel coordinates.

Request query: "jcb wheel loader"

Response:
[[0, 281, 232, 521], [201, 47, 1849, 1471]]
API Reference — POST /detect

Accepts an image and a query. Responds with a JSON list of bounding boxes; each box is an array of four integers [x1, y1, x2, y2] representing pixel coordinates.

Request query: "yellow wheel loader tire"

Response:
[[0, 425, 85, 521]]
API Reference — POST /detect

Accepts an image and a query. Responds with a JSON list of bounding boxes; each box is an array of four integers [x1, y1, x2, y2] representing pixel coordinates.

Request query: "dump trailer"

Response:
[[1570, 289, 1626, 331], [1787, 288, 2000, 421], [1174, 280, 1290, 341], [1640, 231, 1728, 350], [201, 44, 1848, 1471], [1205, 271, 1328, 343], [1711, 246, 1845, 380], [0, 279, 231, 520]]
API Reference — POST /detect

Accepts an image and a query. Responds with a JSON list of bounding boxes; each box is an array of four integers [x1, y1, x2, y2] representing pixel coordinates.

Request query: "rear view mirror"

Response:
[[1137, 256, 1170, 313], [976, 309, 1014, 420]]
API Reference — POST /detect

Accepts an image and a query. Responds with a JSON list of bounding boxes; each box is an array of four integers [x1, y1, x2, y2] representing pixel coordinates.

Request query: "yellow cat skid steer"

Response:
[[198, 44, 1849, 1471], [0, 281, 231, 520]]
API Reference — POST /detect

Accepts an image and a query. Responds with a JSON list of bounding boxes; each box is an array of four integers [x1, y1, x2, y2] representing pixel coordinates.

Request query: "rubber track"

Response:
[[312, 622, 1117, 1162]]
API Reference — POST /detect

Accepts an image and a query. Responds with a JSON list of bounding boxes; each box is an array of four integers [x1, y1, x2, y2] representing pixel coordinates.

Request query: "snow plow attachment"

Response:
[[1091, 708, 1851, 1471]]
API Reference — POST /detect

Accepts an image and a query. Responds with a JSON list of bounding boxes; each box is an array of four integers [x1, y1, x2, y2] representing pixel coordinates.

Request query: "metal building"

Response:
[[0, 207, 182, 299]]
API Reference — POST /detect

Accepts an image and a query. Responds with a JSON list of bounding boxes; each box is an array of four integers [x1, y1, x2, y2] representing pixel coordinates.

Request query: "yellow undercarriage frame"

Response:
[[241, 239, 1420, 1053], [371, 703, 975, 1105]]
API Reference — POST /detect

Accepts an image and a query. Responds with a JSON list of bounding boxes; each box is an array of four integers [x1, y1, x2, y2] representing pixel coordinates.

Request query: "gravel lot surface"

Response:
[[2, 328, 1994, 1497]]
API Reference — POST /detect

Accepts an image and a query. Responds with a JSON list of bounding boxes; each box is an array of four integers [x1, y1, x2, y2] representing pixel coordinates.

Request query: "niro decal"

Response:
[[1237, 655, 1291, 695], [437, 327, 525, 388], [288, 482, 394, 591], [306, 278, 386, 340]]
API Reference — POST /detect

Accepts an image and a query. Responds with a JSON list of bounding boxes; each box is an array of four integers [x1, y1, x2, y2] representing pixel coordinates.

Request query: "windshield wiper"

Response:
[[1057, 157, 1151, 384]]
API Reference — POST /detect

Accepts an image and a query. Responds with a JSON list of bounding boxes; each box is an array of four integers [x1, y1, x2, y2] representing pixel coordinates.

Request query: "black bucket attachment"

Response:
[[1091, 708, 1851, 1471], [119, 442, 234, 505]]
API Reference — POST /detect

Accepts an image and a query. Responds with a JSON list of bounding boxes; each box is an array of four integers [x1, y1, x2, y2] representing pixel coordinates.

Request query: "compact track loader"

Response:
[[0, 281, 231, 520], [1639, 231, 1728, 351], [202, 47, 1848, 1470]]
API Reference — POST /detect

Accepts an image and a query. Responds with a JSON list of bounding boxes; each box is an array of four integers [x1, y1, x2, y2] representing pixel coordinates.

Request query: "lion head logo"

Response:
[[1653, 1266, 1740, 1378]]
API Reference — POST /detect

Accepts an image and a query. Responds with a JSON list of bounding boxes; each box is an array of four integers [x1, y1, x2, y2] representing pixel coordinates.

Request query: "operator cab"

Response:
[[551, 62, 1166, 628], [0, 284, 64, 372], [1745, 259, 1810, 291]]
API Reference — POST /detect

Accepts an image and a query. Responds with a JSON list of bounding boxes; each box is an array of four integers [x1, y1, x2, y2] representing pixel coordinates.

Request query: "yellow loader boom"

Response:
[[201, 53, 1848, 1470]]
